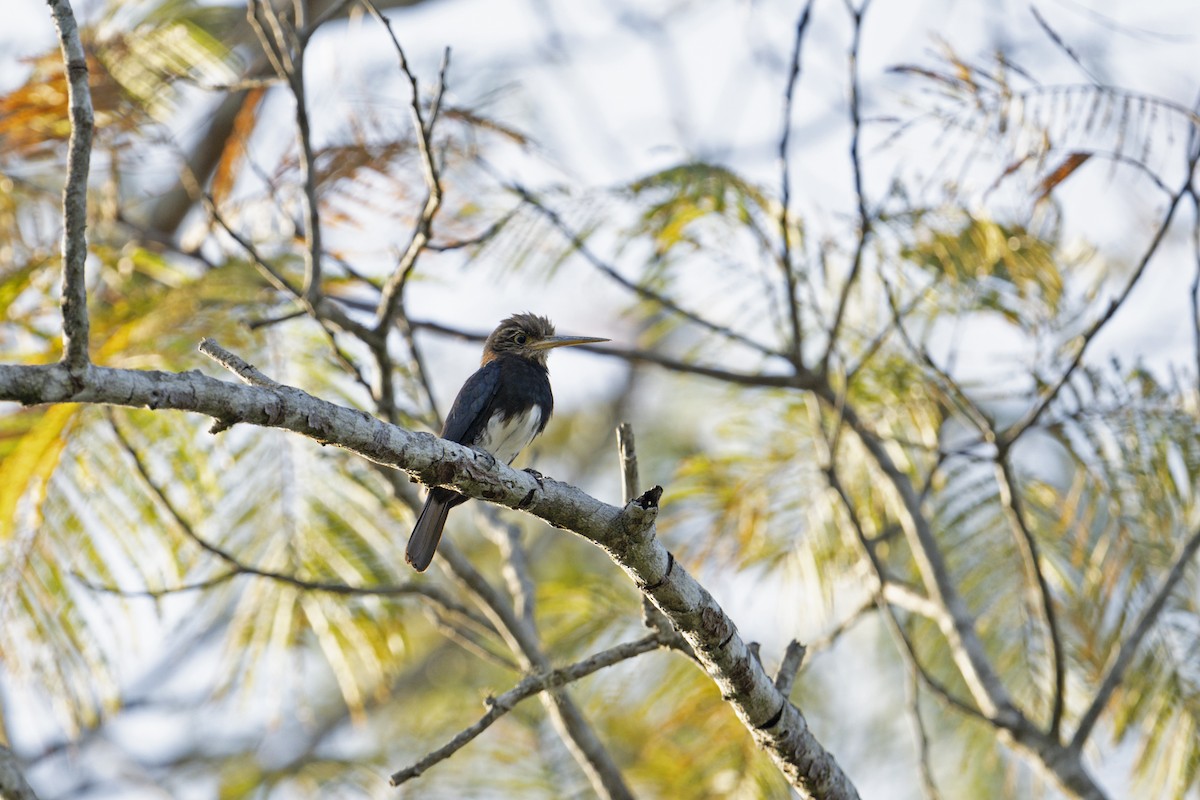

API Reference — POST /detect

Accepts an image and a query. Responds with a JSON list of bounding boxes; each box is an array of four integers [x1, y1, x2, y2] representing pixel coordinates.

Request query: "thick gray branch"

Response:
[[0, 360, 858, 800]]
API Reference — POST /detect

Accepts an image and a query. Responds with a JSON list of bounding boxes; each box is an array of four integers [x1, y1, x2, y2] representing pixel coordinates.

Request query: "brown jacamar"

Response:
[[406, 313, 608, 571]]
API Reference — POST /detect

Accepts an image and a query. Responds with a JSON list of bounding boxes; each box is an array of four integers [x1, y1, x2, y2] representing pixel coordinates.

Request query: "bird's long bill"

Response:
[[529, 334, 609, 350]]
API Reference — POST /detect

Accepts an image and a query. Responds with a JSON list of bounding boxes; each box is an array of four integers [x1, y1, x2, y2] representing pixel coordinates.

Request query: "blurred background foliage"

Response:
[[2, 0, 1199, 798]]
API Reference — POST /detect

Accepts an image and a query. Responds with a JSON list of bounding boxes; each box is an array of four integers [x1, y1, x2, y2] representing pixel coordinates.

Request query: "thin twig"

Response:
[[995, 457, 1065, 739], [818, 380, 1020, 727], [1000, 154, 1198, 445], [905, 663, 944, 800], [511, 182, 785, 358], [776, 0, 816, 367], [204, 194, 303, 299], [773, 639, 807, 696], [1030, 6, 1102, 86], [286, 24, 324, 305], [47, 0, 94, 373], [367, 1, 448, 332], [426, 207, 518, 251], [106, 413, 491, 628], [409, 316, 815, 390], [199, 338, 280, 387], [389, 633, 669, 786], [821, 449, 987, 723], [822, 0, 874, 374], [245, 0, 289, 81], [72, 570, 239, 599], [873, 271, 1067, 732], [437, 543, 635, 800], [616, 423, 640, 504]]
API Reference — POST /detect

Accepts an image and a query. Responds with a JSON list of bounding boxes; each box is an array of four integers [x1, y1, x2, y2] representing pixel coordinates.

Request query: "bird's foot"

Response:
[[522, 468, 545, 489]]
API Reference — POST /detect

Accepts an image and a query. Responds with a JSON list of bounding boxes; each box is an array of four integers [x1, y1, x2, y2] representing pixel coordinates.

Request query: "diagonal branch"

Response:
[[1000, 149, 1199, 445], [875, 274, 1066, 739], [105, 407, 491, 630], [819, 380, 1020, 728], [389, 633, 670, 786], [0, 358, 861, 800], [46, 0, 94, 373], [510, 183, 785, 358], [995, 456, 1066, 739], [1070, 524, 1200, 752], [285, 24, 324, 305], [437, 542, 635, 800]]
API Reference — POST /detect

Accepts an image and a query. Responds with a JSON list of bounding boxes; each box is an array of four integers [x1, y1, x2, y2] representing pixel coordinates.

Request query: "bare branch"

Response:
[[616, 423, 640, 504], [437, 542, 635, 800], [776, 0, 817, 366], [0, 360, 860, 799], [819, 381, 1020, 728], [389, 633, 669, 786], [367, 1, 448, 331], [287, 26, 325, 305], [46, 0, 94, 373], [410, 316, 814, 389], [204, 194, 304, 300], [1070, 524, 1200, 752], [773, 640, 807, 696], [72, 569, 239, 599], [821, 450, 988, 724], [904, 666, 944, 800], [1000, 154, 1198, 445], [105, 409, 491, 629], [1030, 5, 1102, 86], [199, 338, 281, 387], [995, 457, 1066, 739], [876, 274, 1067, 738], [510, 183, 785, 359], [822, 0, 873, 372], [617, 423, 677, 646]]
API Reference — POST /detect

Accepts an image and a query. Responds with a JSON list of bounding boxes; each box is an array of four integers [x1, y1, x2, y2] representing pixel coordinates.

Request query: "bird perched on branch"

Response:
[[406, 313, 608, 571]]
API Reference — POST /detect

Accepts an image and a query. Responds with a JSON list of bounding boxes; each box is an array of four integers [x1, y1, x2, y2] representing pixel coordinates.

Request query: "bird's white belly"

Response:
[[478, 407, 543, 465]]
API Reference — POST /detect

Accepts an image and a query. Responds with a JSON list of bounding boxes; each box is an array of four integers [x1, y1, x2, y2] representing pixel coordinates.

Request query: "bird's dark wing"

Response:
[[440, 360, 501, 445]]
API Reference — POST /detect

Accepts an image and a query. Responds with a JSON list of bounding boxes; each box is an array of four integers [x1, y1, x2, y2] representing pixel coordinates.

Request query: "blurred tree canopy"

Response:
[[1, 0, 1199, 798]]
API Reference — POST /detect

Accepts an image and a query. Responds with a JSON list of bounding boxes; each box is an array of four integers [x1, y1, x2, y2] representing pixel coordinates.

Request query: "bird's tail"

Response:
[[406, 490, 454, 571]]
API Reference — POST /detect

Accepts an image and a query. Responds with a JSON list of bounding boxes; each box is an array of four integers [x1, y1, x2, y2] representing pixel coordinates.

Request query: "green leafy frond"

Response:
[[1027, 363, 1200, 797], [626, 161, 774, 263], [894, 46, 1197, 190], [901, 211, 1063, 324]]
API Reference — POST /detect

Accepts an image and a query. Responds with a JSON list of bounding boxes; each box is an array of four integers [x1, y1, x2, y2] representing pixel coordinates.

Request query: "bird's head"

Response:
[[481, 313, 608, 367]]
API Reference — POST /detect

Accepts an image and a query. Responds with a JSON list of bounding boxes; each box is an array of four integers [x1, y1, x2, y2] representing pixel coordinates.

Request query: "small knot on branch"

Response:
[[635, 485, 663, 509]]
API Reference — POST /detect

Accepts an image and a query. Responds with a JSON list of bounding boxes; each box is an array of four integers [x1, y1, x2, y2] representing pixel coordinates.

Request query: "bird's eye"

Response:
[[514, 333, 528, 345]]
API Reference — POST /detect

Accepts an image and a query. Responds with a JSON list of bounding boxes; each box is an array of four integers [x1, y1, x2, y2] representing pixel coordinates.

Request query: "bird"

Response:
[[405, 313, 609, 571]]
